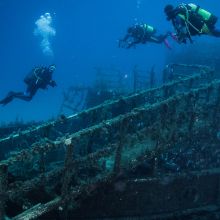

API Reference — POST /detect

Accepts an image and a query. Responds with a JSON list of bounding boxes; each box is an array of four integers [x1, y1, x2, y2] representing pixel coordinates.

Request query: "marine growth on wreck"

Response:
[[1, 64, 220, 219]]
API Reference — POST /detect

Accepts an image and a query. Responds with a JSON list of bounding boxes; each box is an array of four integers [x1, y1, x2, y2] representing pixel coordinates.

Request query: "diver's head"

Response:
[[164, 4, 175, 20], [48, 64, 56, 73]]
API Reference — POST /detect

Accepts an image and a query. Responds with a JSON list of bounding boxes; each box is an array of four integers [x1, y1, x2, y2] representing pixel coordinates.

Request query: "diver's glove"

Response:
[[118, 39, 127, 48], [118, 39, 136, 49]]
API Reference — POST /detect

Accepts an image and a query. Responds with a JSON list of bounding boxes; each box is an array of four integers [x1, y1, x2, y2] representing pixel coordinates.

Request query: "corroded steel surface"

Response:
[[0, 64, 220, 220]]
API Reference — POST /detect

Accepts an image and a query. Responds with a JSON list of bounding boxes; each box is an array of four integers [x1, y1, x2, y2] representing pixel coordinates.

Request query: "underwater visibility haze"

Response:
[[0, 0, 219, 123], [1, 1, 220, 219]]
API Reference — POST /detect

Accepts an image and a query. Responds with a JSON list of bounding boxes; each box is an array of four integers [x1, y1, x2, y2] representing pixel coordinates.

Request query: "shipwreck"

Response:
[[0, 64, 220, 219]]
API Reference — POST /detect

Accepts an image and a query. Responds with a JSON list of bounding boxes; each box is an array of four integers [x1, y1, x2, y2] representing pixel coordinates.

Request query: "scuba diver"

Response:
[[119, 23, 171, 49], [164, 3, 220, 44], [0, 64, 57, 106]]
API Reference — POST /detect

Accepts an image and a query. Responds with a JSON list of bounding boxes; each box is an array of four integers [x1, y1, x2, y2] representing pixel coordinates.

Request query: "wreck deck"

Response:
[[0, 64, 220, 220]]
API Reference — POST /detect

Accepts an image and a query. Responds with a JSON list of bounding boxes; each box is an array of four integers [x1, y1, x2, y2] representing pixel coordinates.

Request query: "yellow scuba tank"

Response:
[[177, 3, 212, 35], [143, 24, 154, 33], [188, 3, 212, 21]]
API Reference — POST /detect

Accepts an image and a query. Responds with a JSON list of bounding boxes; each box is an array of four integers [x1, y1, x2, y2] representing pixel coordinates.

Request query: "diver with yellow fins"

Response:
[[164, 3, 220, 44], [119, 23, 171, 49]]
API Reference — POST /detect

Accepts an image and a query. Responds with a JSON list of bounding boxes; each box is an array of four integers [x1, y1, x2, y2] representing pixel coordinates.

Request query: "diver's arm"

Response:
[[46, 71, 57, 87], [123, 34, 131, 41], [48, 80, 57, 87], [126, 39, 142, 48], [119, 35, 141, 48], [171, 17, 185, 36], [119, 34, 132, 48]]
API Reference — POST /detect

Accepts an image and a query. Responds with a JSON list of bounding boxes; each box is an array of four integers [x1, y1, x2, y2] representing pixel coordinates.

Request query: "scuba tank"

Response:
[[142, 24, 155, 34], [188, 3, 212, 21]]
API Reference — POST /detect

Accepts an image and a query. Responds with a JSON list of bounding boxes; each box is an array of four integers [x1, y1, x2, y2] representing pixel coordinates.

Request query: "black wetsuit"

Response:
[[120, 25, 167, 48], [0, 66, 56, 105], [167, 4, 220, 43]]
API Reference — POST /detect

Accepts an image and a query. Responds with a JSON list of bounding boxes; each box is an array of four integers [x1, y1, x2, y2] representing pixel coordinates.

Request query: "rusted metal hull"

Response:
[[0, 64, 220, 220], [71, 169, 220, 219]]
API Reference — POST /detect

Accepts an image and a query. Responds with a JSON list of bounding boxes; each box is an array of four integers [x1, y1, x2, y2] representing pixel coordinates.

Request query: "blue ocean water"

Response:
[[0, 0, 219, 123]]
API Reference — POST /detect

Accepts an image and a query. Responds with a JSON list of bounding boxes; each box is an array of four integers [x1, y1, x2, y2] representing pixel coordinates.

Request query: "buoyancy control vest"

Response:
[[24, 67, 49, 88]]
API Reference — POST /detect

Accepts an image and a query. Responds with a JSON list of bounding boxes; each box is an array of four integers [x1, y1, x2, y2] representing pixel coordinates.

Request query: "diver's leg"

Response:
[[0, 91, 32, 105], [0, 88, 37, 105], [149, 34, 168, 44], [0, 91, 17, 106], [13, 92, 33, 101], [14, 86, 38, 101]]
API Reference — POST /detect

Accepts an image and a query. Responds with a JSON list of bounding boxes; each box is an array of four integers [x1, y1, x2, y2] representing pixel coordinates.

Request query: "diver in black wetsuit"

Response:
[[119, 23, 170, 49], [164, 3, 220, 44], [0, 64, 57, 106]]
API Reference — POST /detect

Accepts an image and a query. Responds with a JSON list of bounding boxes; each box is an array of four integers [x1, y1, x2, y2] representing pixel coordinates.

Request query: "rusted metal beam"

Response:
[[0, 164, 8, 220], [0, 65, 212, 156], [70, 169, 220, 219], [11, 197, 61, 220]]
